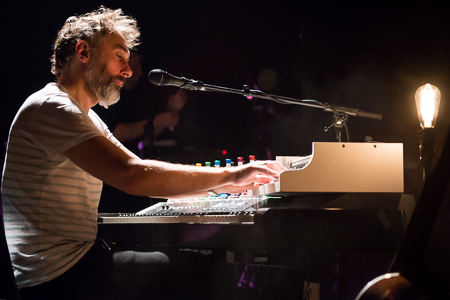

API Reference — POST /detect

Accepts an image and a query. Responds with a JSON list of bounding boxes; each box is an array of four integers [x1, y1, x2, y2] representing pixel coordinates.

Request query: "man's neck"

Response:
[[57, 74, 98, 113]]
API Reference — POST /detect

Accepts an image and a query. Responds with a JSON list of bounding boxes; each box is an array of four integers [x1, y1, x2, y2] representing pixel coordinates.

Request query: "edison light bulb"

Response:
[[415, 83, 441, 128]]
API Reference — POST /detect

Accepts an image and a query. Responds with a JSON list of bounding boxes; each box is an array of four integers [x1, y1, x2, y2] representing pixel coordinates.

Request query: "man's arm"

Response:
[[63, 136, 283, 198], [117, 142, 232, 199]]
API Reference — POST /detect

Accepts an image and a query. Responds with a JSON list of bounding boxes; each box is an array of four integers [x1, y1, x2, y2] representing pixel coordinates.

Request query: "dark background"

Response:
[[2, 1, 450, 177], [2, 2, 450, 295]]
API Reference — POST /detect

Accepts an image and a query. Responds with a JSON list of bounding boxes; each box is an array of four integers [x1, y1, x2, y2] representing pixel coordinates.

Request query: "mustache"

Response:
[[113, 75, 127, 86]]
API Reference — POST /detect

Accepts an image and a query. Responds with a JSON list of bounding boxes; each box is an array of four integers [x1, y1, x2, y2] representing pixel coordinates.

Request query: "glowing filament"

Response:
[[415, 83, 441, 128]]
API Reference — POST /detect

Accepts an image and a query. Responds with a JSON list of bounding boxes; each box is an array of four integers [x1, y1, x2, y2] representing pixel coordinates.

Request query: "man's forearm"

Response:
[[125, 159, 235, 197]]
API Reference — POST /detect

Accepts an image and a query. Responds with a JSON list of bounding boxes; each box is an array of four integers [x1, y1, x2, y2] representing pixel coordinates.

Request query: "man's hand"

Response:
[[231, 160, 286, 186], [214, 161, 286, 194], [167, 89, 187, 113]]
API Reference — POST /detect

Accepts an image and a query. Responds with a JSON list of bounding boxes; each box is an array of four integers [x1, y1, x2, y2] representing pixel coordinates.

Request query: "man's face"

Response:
[[123, 52, 143, 91], [85, 33, 132, 108]]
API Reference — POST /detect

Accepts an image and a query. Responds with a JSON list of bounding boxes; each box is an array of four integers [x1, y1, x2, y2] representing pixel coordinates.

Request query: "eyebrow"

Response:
[[113, 43, 130, 59]]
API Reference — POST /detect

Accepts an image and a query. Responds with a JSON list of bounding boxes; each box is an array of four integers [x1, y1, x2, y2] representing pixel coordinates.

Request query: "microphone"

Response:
[[148, 69, 203, 90]]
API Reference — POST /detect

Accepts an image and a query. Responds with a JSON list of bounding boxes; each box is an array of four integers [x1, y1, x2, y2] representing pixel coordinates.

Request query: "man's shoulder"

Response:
[[14, 83, 84, 128], [21, 83, 80, 115], [26, 83, 69, 104]]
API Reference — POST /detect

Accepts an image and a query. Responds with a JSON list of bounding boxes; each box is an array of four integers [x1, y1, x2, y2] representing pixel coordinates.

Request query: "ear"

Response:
[[74, 40, 91, 64]]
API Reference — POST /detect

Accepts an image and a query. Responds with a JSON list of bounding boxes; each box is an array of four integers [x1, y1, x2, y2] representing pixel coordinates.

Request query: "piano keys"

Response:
[[98, 194, 266, 224]]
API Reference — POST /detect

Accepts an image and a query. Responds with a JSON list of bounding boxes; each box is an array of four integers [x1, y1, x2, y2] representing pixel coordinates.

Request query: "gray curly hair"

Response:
[[51, 6, 140, 78]]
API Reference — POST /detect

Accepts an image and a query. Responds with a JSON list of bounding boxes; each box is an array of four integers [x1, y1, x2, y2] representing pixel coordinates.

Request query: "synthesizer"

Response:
[[98, 195, 266, 224]]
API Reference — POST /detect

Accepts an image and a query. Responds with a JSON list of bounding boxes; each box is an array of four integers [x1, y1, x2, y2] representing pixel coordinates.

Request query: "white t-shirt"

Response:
[[1, 83, 121, 288]]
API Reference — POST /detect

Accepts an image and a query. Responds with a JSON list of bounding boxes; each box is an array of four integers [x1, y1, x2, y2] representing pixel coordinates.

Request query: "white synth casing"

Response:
[[249, 142, 404, 195]]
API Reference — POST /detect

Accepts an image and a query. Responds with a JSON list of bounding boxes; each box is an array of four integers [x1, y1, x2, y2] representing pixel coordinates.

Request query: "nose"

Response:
[[121, 61, 132, 78]]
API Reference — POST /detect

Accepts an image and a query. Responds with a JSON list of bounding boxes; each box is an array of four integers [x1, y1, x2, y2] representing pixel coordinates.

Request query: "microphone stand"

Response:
[[175, 80, 382, 143]]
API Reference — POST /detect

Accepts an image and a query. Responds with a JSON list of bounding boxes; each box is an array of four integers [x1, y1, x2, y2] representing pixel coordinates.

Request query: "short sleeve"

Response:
[[88, 108, 122, 148], [28, 95, 104, 158]]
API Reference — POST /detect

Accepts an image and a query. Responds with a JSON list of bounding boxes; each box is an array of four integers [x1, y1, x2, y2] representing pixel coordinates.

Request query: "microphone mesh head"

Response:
[[148, 69, 168, 86]]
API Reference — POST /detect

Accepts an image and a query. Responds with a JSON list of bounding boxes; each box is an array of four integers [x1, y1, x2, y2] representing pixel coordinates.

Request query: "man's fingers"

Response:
[[253, 175, 273, 184], [237, 182, 259, 191], [253, 160, 287, 172], [218, 182, 258, 193], [231, 160, 285, 186], [253, 164, 281, 179]]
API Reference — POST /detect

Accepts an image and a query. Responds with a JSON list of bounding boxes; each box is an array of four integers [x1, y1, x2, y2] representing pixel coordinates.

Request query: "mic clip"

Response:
[[180, 80, 204, 91]]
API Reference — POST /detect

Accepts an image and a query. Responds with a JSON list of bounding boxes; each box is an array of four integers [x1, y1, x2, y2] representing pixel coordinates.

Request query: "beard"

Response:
[[85, 53, 125, 108]]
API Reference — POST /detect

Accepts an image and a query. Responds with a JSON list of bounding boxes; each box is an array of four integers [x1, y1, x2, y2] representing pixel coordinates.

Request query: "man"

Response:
[[1, 6, 284, 299]]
